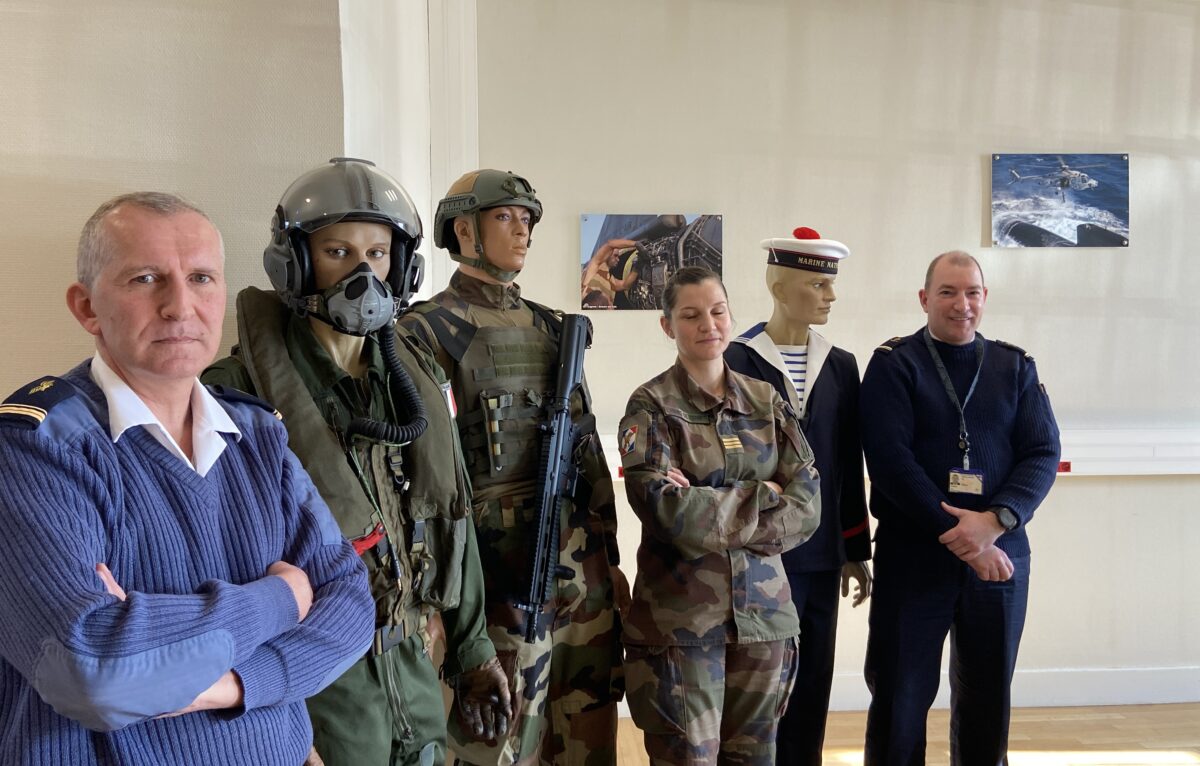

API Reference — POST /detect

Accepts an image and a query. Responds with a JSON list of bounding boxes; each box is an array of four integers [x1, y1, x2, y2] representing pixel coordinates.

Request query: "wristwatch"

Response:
[[988, 505, 1018, 531]]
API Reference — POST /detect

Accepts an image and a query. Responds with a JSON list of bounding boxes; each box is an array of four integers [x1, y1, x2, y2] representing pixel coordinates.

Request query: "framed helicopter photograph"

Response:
[[579, 213, 723, 310], [991, 153, 1129, 247]]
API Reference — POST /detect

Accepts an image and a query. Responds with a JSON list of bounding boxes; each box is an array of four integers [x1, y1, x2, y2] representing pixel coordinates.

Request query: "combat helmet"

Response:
[[264, 158, 425, 324], [434, 169, 542, 282]]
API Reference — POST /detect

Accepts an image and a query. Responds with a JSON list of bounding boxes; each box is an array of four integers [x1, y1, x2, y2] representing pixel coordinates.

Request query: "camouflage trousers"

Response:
[[624, 638, 799, 766], [450, 503, 624, 766]]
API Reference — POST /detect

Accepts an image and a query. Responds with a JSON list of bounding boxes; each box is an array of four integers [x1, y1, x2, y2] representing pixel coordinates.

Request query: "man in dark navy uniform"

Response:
[[725, 226, 872, 765], [859, 250, 1060, 765]]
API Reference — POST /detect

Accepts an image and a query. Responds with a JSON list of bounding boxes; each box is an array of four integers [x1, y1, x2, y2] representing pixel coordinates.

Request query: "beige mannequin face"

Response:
[[770, 267, 838, 327], [454, 205, 532, 275], [309, 221, 392, 290]]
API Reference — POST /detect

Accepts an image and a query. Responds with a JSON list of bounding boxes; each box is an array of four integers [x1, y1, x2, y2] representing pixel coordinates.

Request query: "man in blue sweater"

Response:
[[0, 193, 374, 765], [860, 251, 1060, 765]]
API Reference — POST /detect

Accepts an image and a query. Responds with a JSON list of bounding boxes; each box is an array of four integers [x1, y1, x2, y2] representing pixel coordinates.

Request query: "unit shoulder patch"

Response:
[[874, 336, 907, 354], [994, 339, 1033, 360], [207, 385, 283, 420], [618, 425, 638, 457], [0, 376, 80, 430]]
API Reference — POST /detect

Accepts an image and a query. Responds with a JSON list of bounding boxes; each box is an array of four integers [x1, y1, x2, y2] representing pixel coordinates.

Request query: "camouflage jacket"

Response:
[[398, 271, 623, 622], [618, 361, 822, 646]]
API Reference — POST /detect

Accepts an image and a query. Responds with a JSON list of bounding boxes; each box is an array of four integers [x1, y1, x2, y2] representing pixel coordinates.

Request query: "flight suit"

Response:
[[204, 287, 495, 766]]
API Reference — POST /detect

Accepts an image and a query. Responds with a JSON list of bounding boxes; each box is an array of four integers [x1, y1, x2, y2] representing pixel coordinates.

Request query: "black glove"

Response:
[[454, 656, 512, 742]]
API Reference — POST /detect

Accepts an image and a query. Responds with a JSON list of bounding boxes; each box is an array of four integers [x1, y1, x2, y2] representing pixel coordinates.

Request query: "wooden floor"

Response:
[[616, 703, 1200, 765]]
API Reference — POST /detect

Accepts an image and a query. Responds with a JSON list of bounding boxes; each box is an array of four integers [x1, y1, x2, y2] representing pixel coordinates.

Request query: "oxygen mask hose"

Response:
[[345, 324, 429, 445]]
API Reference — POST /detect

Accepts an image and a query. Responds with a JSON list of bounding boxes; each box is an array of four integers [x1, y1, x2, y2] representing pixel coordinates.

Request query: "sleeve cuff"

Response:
[[231, 645, 289, 711], [240, 574, 300, 642], [445, 638, 496, 679]]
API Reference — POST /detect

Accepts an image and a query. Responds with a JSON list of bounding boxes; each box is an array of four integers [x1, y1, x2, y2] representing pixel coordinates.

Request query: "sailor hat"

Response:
[[761, 226, 850, 274]]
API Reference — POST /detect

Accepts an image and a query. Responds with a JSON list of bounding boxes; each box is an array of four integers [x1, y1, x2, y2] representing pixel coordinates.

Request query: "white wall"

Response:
[[465, 0, 1200, 707], [0, 0, 345, 391], [1, 0, 1194, 713]]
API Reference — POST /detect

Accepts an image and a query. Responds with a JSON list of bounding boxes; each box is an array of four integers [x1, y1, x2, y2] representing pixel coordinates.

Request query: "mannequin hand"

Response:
[[840, 561, 872, 606], [938, 502, 1004, 561], [967, 545, 1014, 582], [455, 656, 512, 742]]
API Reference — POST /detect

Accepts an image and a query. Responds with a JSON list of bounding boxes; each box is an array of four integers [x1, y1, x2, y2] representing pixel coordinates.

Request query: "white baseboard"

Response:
[[828, 665, 1200, 711], [616, 666, 1200, 718]]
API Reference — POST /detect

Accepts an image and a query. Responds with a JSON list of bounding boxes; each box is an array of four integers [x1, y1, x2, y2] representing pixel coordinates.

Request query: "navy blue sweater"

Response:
[[860, 329, 1060, 558], [0, 362, 373, 766]]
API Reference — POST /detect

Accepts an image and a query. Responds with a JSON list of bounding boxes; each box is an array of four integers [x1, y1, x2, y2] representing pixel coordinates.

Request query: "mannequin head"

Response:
[[765, 264, 837, 328], [263, 158, 424, 335], [434, 169, 542, 284], [760, 227, 849, 346]]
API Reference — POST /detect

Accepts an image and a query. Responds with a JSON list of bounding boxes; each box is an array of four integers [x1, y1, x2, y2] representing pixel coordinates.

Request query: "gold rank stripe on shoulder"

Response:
[[0, 403, 48, 423], [721, 435, 742, 451], [875, 336, 904, 353]]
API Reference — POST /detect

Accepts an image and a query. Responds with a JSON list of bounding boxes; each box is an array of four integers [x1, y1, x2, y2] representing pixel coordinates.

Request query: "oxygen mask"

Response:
[[319, 262, 396, 336]]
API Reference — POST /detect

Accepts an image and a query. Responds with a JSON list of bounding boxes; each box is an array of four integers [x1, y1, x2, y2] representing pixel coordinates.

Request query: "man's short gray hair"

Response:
[[924, 250, 984, 291], [76, 192, 220, 287]]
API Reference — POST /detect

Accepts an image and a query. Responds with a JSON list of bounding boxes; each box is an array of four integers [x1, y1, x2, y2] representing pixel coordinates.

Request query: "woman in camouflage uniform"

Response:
[[617, 267, 823, 765]]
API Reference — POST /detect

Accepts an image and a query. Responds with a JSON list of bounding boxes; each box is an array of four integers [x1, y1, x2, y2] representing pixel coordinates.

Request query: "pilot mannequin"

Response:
[[724, 226, 872, 766], [398, 170, 626, 766], [203, 158, 508, 766]]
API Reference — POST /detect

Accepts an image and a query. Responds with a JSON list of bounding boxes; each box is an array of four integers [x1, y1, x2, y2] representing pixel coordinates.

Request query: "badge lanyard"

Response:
[[923, 329, 984, 470]]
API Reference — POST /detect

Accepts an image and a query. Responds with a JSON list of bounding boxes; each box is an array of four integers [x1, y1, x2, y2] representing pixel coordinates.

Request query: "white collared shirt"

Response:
[[89, 354, 241, 477]]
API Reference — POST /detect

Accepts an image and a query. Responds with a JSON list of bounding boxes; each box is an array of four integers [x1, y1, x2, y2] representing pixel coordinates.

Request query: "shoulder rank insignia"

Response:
[[994, 339, 1033, 360], [0, 376, 79, 430], [875, 336, 906, 353], [206, 385, 283, 420]]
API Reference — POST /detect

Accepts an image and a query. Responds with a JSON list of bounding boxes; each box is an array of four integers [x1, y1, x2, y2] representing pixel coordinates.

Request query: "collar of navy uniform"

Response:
[[89, 353, 241, 477], [734, 322, 768, 342]]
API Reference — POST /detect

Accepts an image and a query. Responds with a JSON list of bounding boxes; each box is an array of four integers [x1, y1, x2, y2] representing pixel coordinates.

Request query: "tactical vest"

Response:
[[415, 302, 594, 502], [232, 287, 470, 635]]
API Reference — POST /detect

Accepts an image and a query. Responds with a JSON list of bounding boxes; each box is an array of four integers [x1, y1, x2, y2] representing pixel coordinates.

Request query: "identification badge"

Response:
[[948, 469, 984, 495]]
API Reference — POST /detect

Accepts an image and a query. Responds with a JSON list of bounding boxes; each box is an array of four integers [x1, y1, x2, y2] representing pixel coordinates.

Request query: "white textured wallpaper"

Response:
[[0, 0, 344, 393]]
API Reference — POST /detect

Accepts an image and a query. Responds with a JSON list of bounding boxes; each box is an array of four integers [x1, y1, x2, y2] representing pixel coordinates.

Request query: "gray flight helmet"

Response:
[[433, 169, 542, 282], [264, 157, 425, 315]]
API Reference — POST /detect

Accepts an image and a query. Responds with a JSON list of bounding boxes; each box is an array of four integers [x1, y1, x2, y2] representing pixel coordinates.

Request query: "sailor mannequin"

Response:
[[724, 226, 872, 766]]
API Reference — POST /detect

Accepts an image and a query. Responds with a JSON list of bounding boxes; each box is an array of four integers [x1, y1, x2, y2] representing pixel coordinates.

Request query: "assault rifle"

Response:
[[516, 313, 592, 643]]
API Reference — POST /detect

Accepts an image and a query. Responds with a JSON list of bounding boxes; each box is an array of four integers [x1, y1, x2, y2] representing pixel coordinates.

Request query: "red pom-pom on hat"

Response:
[[762, 226, 849, 273]]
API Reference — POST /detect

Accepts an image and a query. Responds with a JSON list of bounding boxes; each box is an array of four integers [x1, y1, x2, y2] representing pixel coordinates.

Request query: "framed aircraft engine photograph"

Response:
[[579, 213, 723, 310], [991, 153, 1129, 247]]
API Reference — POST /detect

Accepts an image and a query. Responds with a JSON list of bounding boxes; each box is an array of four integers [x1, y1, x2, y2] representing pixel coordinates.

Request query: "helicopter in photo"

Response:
[[1008, 156, 1105, 201]]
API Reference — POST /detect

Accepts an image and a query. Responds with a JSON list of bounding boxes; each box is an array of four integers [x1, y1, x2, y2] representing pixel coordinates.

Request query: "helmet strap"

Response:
[[446, 212, 522, 283]]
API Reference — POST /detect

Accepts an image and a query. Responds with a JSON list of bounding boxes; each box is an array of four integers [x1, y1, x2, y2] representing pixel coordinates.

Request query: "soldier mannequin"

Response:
[[399, 170, 626, 766], [724, 226, 872, 766]]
